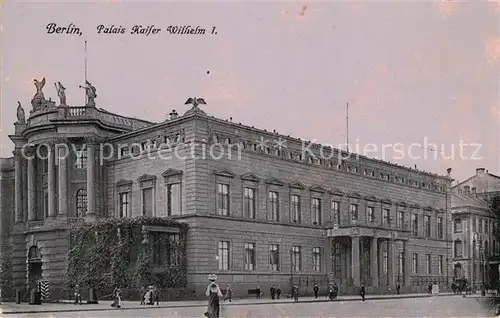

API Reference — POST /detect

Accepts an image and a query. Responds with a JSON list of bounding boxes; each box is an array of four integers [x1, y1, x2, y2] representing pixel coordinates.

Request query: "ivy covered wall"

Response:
[[66, 216, 188, 292]]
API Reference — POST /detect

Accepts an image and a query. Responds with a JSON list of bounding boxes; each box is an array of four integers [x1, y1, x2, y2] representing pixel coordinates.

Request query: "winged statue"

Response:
[[185, 97, 207, 108], [54, 81, 67, 105], [34, 78, 46, 94]]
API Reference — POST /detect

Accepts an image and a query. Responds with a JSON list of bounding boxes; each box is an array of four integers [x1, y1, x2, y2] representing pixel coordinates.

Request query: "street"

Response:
[[1, 295, 494, 317]]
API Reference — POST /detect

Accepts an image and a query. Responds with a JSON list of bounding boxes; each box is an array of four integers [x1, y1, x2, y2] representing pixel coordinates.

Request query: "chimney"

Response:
[[169, 109, 178, 120], [476, 168, 486, 175]]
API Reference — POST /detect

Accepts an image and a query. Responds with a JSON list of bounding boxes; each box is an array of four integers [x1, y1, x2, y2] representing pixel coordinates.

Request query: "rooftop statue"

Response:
[[54, 81, 67, 105], [185, 97, 206, 108], [16, 101, 26, 124], [79, 80, 97, 106], [31, 77, 46, 110]]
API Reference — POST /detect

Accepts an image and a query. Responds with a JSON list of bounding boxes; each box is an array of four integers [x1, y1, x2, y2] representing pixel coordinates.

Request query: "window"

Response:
[[367, 206, 375, 223], [412, 253, 418, 274], [76, 189, 87, 217], [398, 252, 404, 275], [244, 188, 256, 219], [424, 215, 431, 237], [383, 251, 388, 274], [119, 192, 129, 218], [244, 243, 256, 270], [75, 148, 87, 169], [142, 187, 154, 216], [383, 208, 390, 226], [438, 255, 443, 275], [312, 198, 322, 225], [398, 211, 404, 229], [312, 247, 321, 272], [270, 244, 280, 271], [167, 183, 181, 216], [269, 191, 279, 221], [485, 221, 489, 234], [291, 245, 301, 272], [291, 195, 301, 223], [350, 203, 358, 220], [217, 183, 230, 216], [42, 158, 48, 174], [454, 218, 462, 233], [437, 217, 443, 239], [426, 254, 431, 274], [411, 213, 418, 236], [472, 218, 476, 232], [152, 233, 180, 266], [454, 240, 463, 258], [332, 201, 340, 223], [218, 241, 229, 270], [479, 220, 483, 233]]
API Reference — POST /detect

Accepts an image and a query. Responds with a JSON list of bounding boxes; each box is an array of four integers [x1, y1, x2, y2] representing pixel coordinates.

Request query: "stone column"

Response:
[[47, 143, 57, 217], [387, 239, 394, 286], [86, 141, 96, 217], [57, 142, 69, 216], [27, 148, 36, 221], [352, 236, 360, 286], [371, 236, 379, 287], [403, 240, 411, 287], [14, 149, 23, 223]]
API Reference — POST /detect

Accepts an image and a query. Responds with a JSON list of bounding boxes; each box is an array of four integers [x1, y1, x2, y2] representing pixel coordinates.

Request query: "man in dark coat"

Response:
[[270, 285, 276, 300], [360, 283, 366, 301], [313, 284, 319, 299]]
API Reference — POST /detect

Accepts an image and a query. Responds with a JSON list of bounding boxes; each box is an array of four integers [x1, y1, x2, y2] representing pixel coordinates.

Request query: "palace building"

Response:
[[0, 81, 454, 298], [452, 169, 500, 290]]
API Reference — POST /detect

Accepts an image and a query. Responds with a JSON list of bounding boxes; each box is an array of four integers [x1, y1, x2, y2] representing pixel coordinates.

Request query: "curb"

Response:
[[1, 294, 455, 315]]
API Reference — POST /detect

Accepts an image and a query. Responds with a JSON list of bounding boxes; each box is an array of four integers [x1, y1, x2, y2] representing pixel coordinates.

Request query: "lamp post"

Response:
[[473, 232, 478, 292], [480, 247, 486, 296], [290, 248, 294, 293]]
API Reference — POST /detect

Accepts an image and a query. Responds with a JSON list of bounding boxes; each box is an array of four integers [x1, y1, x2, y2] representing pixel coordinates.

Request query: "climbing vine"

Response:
[[66, 216, 188, 291], [0, 254, 12, 300]]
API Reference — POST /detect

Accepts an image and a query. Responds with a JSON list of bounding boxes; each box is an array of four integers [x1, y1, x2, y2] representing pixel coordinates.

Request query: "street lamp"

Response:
[[290, 248, 294, 293]]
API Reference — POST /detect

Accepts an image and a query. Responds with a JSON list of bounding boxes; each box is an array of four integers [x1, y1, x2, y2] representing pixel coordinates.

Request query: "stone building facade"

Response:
[[452, 169, 500, 290], [0, 84, 454, 298]]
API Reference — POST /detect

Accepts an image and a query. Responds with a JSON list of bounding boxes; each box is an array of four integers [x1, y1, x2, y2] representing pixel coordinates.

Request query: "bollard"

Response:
[[15, 289, 21, 304], [88, 288, 98, 304]]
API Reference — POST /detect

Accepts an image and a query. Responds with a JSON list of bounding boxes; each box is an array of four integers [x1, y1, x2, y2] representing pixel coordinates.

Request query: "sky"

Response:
[[1, 0, 499, 184]]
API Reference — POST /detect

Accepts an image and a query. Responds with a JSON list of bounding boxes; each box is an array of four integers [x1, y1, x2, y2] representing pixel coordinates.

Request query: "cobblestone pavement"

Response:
[[1, 295, 495, 317]]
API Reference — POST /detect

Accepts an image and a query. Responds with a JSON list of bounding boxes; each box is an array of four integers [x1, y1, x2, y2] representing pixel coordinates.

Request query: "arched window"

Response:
[[76, 189, 87, 217], [454, 218, 462, 232], [485, 240, 489, 256], [28, 246, 41, 260]]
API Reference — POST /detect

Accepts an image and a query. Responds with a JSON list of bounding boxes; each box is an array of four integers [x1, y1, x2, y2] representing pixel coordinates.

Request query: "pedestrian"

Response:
[[293, 284, 299, 302], [140, 286, 146, 305], [112, 287, 122, 308], [256, 285, 261, 299], [328, 285, 334, 301], [276, 286, 281, 299], [270, 285, 276, 300], [224, 284, 232, 302], [396, 283, 400, 295], [333, 282, 339, 299], [74, 284, 82, 305], [146, 286, 154, 305], [154, 286, 160, 305], [313, 283, 319, 299], [204, 274, 223, 318], [360, 283, 366, 302]]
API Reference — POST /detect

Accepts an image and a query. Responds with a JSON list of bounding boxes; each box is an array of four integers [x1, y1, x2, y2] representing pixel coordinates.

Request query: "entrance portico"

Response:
[[326, 226, 411, 290]]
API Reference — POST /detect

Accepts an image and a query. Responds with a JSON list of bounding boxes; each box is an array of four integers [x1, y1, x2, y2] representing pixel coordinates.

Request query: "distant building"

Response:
[[453, 169, 500, 289], [0, 84, 454, 298]]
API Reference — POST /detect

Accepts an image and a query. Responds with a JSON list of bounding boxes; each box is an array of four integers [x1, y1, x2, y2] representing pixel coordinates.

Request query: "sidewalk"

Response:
[[0, 293, 455, 314]]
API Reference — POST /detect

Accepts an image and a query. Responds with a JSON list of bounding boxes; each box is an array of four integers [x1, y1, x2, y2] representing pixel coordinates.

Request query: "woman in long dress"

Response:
[[205, 274, 223, 318]]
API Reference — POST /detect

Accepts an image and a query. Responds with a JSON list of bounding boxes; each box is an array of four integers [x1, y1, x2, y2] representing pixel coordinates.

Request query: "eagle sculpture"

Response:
[[185, 97, 206, 107], [34, 78, 46, 94]]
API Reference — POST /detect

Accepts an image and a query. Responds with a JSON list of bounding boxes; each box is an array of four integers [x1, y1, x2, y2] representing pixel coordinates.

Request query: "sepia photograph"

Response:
[[0, 1, 499, 317]]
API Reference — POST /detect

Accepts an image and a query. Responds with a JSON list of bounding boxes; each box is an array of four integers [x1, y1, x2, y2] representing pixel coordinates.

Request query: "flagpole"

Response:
[[346, 102, 349, 152], [84, 41, 88, 104]]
